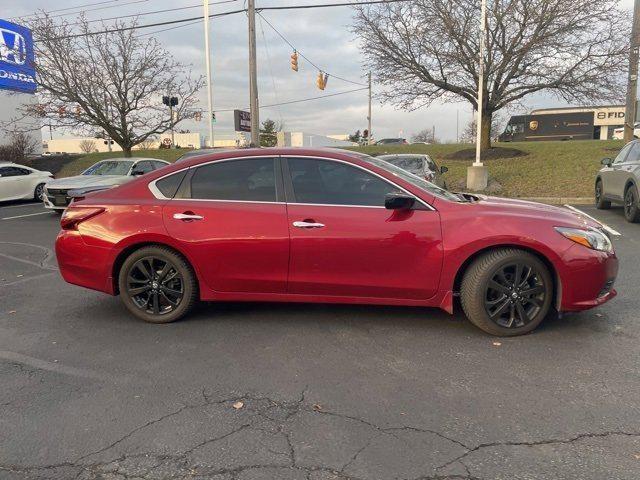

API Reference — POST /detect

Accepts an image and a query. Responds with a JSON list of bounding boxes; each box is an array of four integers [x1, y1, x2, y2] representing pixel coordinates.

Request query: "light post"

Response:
[[466, 0, 489, 190], [203, 0, 215, 148], [163, 96, 179, 148]]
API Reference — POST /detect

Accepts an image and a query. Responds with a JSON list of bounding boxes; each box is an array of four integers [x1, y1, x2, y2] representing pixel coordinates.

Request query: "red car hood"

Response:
[[473, 195, 603, 230]]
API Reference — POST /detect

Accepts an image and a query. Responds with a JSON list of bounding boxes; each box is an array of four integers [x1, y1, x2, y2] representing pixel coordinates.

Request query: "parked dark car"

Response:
[[596, 140, 640, 222], [374, 138, 408, 145], [377, 154, 448, 188]]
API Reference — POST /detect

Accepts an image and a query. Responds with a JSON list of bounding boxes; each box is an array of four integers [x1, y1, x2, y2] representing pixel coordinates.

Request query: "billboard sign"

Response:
[[0, 19, 36, 93], [234, 109, 251, 132]]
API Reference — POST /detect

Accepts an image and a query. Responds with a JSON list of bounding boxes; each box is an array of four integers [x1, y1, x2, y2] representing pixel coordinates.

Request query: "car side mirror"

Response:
[[601, 158, 613, 167], [440, 166, 448, 174], [385, 193, 416, 210]]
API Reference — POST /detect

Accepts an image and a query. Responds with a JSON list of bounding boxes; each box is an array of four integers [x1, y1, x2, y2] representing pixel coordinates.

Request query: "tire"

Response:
[[595, 180, 610, 210], [118, 246, 198, 323], [34, 183, 45, 201], [460, 248, 553, 336], [624, 185, 640, 223]]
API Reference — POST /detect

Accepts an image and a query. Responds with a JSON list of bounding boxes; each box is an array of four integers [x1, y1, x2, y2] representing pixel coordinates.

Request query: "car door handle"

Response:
[[173, 213, 204, 221], [293, 221, 325, 228]]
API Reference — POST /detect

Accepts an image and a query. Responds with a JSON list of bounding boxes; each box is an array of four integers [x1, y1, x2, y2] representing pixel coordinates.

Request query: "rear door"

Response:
[[608, 142, 635, 200], [283, 156, 443, 300], [162, 156, 289, 294]]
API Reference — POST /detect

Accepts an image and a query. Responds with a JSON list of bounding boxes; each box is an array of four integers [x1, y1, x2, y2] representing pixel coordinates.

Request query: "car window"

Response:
[[155, 170, 188, 198], [624, 142, 640, 164], [190, 158, 276, 201], [386, 157, 423, 172], [0, 166, 29, 177], [287, 157, 398, 207], [613, 143, 633, 164], [83, 160, 134, 176], [133, 161, 154, 175], [425, 157, 438, 171], [152, 161, 168, 170]]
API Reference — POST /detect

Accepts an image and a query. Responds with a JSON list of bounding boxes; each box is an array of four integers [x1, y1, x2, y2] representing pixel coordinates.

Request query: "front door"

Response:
[[283, 157, 443, 300], [163, 157, 289, 294]]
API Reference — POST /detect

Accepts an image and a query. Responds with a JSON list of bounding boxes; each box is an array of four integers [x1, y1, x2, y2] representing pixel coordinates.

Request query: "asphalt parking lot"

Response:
[[1, 201, 639, 480]]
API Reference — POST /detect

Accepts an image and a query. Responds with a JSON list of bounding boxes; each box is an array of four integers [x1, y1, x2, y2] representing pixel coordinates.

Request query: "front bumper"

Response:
[[558, 244, 618, 312], [43, 188, 71, 210]]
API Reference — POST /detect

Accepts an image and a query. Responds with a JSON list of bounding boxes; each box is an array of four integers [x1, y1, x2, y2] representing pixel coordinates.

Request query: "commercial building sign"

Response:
[[0, 19, 36, 93], [234, 109, 251, 132]]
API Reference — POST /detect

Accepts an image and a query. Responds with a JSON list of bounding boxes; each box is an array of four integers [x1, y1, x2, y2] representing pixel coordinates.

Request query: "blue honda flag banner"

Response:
[[0, 19, 36, 93]]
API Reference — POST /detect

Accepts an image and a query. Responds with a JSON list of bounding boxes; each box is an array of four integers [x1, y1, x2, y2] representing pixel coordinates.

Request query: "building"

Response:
[[277, 132, 356, 148], [499, 104, 640, 142]]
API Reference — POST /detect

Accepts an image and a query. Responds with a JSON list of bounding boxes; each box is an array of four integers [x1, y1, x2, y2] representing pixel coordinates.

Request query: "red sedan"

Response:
[[55, 148, 618, 336]]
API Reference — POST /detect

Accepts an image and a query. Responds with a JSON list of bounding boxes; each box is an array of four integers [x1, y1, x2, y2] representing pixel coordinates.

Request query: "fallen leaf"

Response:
[[313, 404, 322, 411], [16, 274, 23, 278], [8, 310, 16, 314], [492, 341, 501, 346], [634, 453, 640, 460], [232, 401, 244, 410], [595, 313, 603, 318]]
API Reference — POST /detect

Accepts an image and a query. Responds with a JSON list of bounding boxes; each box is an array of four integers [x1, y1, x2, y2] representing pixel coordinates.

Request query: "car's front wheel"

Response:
[[34, 183, 45, 201], [118, 246, 198, 323], [460, 248, 553, 336]]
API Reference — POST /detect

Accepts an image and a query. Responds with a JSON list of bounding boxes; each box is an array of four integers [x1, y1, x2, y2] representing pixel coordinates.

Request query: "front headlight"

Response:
[[555, 226, 613, 253]]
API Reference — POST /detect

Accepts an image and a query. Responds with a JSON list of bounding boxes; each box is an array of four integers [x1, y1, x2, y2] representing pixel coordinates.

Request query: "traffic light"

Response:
[[317, 71, 325, 90], [162, 96, 178, 107], [290, 51, 298, 72], [363, 129, 368, 139]]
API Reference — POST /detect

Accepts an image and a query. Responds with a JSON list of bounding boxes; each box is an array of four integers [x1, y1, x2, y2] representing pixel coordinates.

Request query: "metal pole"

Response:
[[625, 0, 640, 143], [248, 0, 260, 147], [203, 0, 215, 148], [367, 71, 372, 145], [474, 0, 487, 166], [169, 103, 175, 148], [456, 110, 459, 143]]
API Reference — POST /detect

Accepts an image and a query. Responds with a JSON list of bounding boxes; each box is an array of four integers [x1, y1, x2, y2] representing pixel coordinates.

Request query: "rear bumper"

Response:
[[559, 244, 618, 312], [55, 230, 115, 295]]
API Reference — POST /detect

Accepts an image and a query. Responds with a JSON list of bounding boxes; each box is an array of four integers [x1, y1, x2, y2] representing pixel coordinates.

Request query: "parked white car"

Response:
[[613, 122, 640, 140], [43, 157, 169, 210], [0, 162, 53, 202]]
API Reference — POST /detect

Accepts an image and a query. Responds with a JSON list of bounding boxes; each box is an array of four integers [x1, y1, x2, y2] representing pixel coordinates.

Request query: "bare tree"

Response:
[[353, 0, 628, 149], [0, 132, 38, 163], [460, 115, 503, 143], [79, 139, 96, 154], [137, 137, 157, 150], [23, 15, 204, 157], [411, 128, 438, 144]]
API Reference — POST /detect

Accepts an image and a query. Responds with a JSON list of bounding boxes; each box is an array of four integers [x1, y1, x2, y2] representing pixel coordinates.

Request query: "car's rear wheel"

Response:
[[595, 180, 610, 209], [34, 183, 45, 201], [460, 248, 553, 336], [118, 246, 197, 323], [624, 185, 640, 223]]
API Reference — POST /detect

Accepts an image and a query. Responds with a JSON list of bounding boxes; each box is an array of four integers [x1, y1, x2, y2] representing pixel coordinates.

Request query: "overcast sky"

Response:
[[3, 0, 635, 142]]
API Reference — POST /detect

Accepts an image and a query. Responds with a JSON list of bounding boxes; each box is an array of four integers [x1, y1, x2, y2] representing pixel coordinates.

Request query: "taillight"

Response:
[[60, 207, 105, 230]]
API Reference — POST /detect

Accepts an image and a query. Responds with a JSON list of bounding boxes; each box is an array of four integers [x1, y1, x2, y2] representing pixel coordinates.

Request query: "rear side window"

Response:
[[190, 158, 276, 201], [613, 143, 633, 164], [155, 170, 187, 198], [287, 157, 396, 207]]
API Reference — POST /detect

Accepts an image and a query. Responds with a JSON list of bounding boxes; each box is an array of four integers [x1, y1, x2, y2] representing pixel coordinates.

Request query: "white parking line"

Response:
[[1, 211, 52, 221], [563, 204, 622, 236], [0, 202, 42, 210]]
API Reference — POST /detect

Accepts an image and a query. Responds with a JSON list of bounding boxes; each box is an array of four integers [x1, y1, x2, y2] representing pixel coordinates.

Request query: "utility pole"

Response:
[[367, 71, 372, 145], [104, 93, 112, 152], [624, 0, 640, 143], [247, 0, 260, 147], [203, 0, 215, 148], [466, 0, 489, 190], [456, 110, 459, 143]]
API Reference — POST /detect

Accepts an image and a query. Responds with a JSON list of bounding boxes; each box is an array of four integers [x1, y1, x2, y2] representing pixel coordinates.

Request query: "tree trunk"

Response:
[[122, 146, 132, 158], [480, 111, 492, 150]]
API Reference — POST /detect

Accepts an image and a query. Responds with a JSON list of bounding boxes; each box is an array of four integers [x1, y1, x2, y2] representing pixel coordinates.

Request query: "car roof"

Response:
[[377, 154, 427, 158], [92, 157, 168, 163]]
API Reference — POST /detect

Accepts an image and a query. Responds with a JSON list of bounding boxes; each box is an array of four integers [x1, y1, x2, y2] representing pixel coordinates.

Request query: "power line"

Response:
[[68, 0, 239, 26], [257, 11, 367, 87], [38, 0, 412, 40], [18, 0, 124, 19], [136, 18, 202, 38], [214, 87, 368, 112]]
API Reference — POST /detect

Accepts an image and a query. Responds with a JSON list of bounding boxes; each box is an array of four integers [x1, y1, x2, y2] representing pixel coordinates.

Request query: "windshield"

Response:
[[359, 154, 464, 202], [382, 157, 423, 172], [83, 160, 134, 176]]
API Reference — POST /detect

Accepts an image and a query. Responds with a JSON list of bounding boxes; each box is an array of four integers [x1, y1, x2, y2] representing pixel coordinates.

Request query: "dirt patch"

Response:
[[445, 147, 528, 160]]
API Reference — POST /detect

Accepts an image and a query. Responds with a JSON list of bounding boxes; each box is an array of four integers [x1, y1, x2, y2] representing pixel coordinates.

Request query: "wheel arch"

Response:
[[111, 241, 200, 296], [452, 244, 561, 311], [624, 178, 637, 194]]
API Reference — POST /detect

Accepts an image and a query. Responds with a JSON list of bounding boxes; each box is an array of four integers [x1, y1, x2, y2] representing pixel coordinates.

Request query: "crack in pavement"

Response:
[[3, 388, 640, 480]]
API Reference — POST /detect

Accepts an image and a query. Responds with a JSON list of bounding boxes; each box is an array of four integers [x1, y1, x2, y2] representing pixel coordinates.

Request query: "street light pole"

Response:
[[247, 0, 260, 147], [474, 0, 487, 166], [367, 71, 372, 145], [624, 0, 640, 143], [203, 0, 215, 148]]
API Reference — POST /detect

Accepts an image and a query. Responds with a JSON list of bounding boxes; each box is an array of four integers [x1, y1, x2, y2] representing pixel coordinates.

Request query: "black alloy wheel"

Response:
[[484, 262, 545, 329], [118, 246, 197, 323], [127, 256, 184, 315], [624, 187, 640, 222]]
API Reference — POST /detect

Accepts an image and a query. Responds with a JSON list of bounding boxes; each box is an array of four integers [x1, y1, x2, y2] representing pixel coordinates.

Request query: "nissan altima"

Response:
[[55, 148, 618, 336]]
